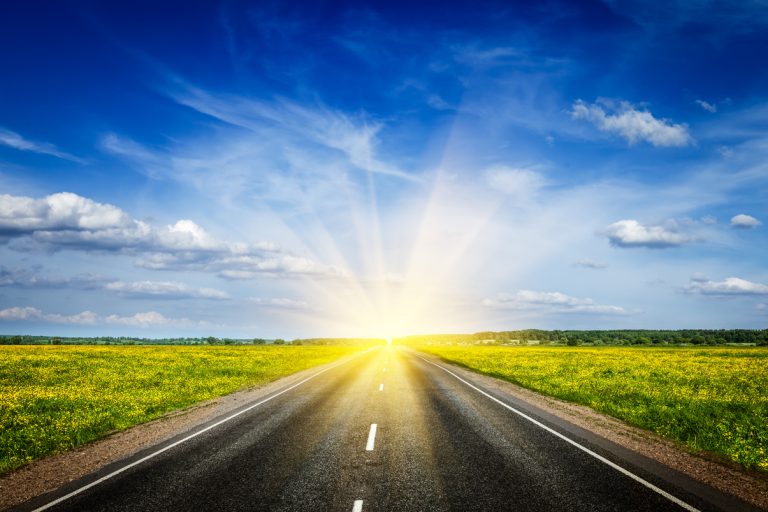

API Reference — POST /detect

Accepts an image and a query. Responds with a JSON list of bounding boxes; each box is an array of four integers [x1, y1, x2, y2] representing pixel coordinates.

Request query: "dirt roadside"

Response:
[[2, 350, 767, 511]]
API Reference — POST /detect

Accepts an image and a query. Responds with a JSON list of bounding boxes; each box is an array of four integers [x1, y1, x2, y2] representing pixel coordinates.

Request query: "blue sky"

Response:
[[1, 0, 767, 338]]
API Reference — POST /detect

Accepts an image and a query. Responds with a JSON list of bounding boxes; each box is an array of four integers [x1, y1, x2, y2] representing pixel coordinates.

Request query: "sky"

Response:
[[0, 0, 767, 339]]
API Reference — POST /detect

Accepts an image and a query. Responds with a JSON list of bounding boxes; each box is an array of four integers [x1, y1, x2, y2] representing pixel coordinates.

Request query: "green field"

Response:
[[416, 345, 768, 471], [0, 345, 360, 475]]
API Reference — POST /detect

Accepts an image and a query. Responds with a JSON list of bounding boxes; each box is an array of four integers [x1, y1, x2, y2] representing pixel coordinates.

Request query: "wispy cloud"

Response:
[[730, 214, 761, 229], [684, 275, 768, 296], [481, 290, 629, 315], [574, 258, 608, 269], [0, 266, 227, 299], [571, 99, 693, 147], [0, 127, 83, 162], [165, 81, 418, 182], [247, 297, 312, 310], [602, 219, 693, 248], [484, 166, 546, 201], [0, 266, 107, 289], [104, 281, 230, 300], [695, 99, 717, 113], [0, 306, 203, 327]]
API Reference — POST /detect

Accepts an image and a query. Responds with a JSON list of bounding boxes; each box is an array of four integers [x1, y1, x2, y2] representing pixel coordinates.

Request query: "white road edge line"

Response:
[[366, 423, 378, 451], [30, 353, 367, 512], [379, 383, 384, 391], [352, 499, 364, 512], [415, 355, 701, 512]]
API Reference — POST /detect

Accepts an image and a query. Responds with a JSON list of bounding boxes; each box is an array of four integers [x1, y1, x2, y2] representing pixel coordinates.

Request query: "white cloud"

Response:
[[104, 311, 195, 327], [104, 281, 230, 300], [684, 276, 768, 296], [571, 99, 693, 147], [0, 305, 103, 324], [0, 127, 82, 162], [730, 214, 761, 229], [481, 290, 628, 315], [574, 259, 608, 269], [247, 297, 312, 310], [603, 219, 693, 248], [0, 306, 44, 320], [695, 99, 717, 113], [46, 310, 100, 325], [0, 192, 132, 234], [0, 192, 343, 279], [0, 306, 201, 327]]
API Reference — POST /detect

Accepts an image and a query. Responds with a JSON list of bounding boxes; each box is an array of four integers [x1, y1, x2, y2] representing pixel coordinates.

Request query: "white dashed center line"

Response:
[[379, 383, 384, 391], [366, 423, 378, 451], [352, 499, 364, 512]]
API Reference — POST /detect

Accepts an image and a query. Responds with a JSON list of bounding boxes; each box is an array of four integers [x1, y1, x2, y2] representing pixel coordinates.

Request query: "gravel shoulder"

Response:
[[2, 349, 767, 511]]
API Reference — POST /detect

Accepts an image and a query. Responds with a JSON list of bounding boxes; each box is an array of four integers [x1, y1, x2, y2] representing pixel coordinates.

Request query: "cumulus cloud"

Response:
[[0, 127, 82, 162], [603, 219, 693, 248], [695, 99, 717, 113], [0, 306, 44, 321], [730, 214, 761, 229], [0, 192, 132, 235], [571, 99, 693, 147], [574, 259, 608, 269], [0, 306, 201, 326], [684, 276, 768, 296], [481, 290, 628, 315], [0, 192, 343, 279]]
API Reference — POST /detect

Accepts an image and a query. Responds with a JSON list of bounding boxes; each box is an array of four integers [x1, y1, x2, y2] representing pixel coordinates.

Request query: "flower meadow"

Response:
[[416, 345, 768, 472], [0, 345, 359, 474]]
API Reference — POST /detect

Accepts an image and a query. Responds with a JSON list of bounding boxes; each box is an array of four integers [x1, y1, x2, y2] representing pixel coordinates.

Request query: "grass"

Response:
[[415, 345, 768, 472], [0, 345, 361, 475]]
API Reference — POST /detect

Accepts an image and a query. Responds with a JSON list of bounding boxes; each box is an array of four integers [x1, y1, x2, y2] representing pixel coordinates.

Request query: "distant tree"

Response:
[[273, 338, 285, 345], [51, 337, 62, 345], [206, 336, 219, 345], [252, 338, 267, 345]]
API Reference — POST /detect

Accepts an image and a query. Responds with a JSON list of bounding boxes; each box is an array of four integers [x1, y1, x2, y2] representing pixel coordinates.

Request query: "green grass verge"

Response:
[[415, 345, 768, 471], [0, 345, 361, 475]]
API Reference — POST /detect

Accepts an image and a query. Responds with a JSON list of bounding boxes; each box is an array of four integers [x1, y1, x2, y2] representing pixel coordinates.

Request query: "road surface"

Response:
[[16, 347, 758, 512]]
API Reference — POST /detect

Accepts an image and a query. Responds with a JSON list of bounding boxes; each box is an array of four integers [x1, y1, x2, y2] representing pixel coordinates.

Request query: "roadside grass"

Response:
[[415, 345, 768, 472], [0, 345, 361, 475]]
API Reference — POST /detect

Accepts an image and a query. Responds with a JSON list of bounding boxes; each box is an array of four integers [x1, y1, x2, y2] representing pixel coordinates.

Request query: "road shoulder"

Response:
[[0, 354, 361, 511], [412, 350, 768, 511]]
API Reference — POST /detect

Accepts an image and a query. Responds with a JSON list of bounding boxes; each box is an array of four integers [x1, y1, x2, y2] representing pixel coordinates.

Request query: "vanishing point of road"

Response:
[[17, 347, 759, 512]]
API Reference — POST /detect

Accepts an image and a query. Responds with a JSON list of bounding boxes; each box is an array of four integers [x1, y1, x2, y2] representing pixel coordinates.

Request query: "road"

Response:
[[17, 347, 758, 512]]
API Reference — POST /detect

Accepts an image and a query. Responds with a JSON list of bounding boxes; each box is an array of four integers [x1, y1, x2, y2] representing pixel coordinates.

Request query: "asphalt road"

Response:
[[17, 347, 759, 512]]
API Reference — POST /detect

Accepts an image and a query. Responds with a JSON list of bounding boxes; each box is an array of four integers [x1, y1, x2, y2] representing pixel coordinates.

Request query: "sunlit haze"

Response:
[[0, 1, 766, 338]]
